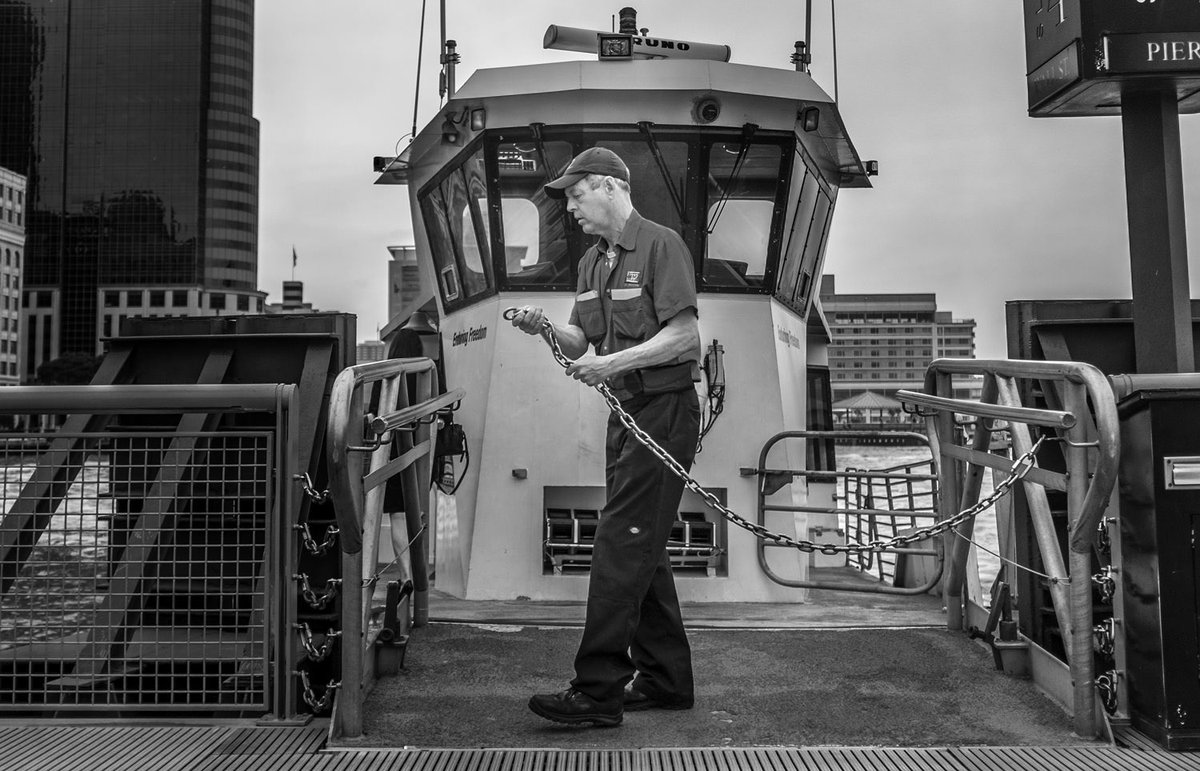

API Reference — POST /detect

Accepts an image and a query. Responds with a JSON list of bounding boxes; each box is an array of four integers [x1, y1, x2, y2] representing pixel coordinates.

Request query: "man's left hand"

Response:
[[565, 353, 618, 387]]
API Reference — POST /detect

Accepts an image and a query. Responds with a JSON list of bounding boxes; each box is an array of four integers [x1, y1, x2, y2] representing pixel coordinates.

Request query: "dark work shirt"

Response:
[[568, 210, 700, 378]]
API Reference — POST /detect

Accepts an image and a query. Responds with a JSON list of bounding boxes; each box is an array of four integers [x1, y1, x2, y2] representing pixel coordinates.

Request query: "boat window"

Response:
[[595, 139, 687, 236], [419, 146, 496, 311], [495, 140, 573, 289], [703, 142, 781, 290], [774, 148, 835, 315], [806, 365, 837, 478]]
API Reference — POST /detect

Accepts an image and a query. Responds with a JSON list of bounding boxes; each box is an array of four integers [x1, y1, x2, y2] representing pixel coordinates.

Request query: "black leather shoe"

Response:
[[623, 683, 694, 712], [529, 688, 623, 726]]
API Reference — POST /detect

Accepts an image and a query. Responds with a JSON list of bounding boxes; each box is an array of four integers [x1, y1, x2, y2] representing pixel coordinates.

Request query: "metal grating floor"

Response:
[[2, 728, 1200, 771]]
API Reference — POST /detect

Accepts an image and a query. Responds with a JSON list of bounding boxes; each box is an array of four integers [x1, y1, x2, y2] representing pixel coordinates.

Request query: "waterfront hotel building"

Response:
[[819, 275, 979, 405], [0, 0, 263, 381]]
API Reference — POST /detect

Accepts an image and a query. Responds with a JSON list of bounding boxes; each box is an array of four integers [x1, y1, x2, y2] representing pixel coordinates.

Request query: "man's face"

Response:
[[564, 176, 613, 235]]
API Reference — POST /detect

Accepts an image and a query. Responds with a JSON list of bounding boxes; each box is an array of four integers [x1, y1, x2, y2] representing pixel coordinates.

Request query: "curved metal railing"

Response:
[[897, 358, 1120, 740], [324, 356, 464, 739]]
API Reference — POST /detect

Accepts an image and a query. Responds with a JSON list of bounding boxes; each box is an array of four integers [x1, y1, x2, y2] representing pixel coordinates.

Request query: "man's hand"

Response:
[[509, 305, 546, 336], [565, 353, 618, 387]]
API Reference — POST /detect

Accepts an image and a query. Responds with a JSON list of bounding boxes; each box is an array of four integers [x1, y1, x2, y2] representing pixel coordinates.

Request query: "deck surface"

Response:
[[0, 726, 1199, 771], [4, 591, 1198, 769]]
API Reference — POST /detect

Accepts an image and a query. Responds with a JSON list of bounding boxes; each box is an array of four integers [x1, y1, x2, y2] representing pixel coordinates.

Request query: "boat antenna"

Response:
[[800, 0, 839, 102], [411, 0, 428, 140], [439, 0, 458, 99], [805, 0, 812, 61], [831, 0, 839, 102]]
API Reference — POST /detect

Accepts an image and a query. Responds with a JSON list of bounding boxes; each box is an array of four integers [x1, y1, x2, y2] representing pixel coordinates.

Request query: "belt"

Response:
[[610, 362, 696, 402]]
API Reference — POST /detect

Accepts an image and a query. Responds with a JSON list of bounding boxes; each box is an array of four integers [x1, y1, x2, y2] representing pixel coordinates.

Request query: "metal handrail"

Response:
[[897, 390, 1076, 429], [915, 358, 1119, 553], [324, 356, 463, 740], [901, 357, 1120, 740], [0, 383, 294, 412]]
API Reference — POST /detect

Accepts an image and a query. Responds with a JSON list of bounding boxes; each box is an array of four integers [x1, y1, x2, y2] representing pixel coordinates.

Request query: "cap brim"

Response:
[[543, 171, 588, 199]]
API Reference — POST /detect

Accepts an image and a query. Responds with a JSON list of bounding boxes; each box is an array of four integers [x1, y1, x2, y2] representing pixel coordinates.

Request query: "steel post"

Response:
[[944, 376, 999, 608], [993, 378, 1074, 654], [1121, 89, 1194, 374], [1063, 382, 1097, 738], [934, 371, 965, 630], [339, 549, 364, 739]]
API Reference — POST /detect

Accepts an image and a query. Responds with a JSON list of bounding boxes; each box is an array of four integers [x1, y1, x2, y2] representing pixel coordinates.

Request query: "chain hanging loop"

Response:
[[1096, 669, 1122, 714], [293, 573, 342, 609], [295, 472, 330, 504], [294, 622, 342, 662], [294, 522, 339, 555], [1092, 566, 1118, 603], [505, 307, 1043, 554], [294, 669, 340, 712]]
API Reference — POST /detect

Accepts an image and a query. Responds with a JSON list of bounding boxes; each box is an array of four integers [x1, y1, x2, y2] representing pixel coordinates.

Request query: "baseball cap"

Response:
[[543, 147, 630, 199]]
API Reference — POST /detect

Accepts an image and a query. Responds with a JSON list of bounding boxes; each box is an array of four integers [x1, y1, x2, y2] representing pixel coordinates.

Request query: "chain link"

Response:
[[506, 308, 1043, 554], [1096, 669, 1121, 715], [295, 472, 330, 504], [293, 573, 342, 609], [1092, 566, 1117, 603], [294, 668, 340, 712], [294, 622, 342, 662], [1093, 617, 1117, 657], [1095, 516, 1113, 557], [294, 522, 339, 555]]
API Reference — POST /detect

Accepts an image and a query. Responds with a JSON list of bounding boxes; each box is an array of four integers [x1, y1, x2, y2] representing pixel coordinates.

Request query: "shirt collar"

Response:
[[598, 209, 644, 254]]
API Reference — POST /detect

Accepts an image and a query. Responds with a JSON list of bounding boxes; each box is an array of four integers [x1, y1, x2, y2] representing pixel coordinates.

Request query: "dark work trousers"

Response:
[[571, 387, 701, 703]]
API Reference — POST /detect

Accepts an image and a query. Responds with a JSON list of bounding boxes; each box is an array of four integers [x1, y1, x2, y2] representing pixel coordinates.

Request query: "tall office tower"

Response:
[[0, 0, 262, 381]]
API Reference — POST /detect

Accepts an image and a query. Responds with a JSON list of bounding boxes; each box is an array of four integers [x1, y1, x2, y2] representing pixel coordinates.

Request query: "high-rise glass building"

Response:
[[0, 0, 262, 381]]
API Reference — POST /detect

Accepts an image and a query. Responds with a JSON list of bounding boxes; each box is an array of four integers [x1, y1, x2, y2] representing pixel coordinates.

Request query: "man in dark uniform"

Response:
[[510, 147, 701, 727]]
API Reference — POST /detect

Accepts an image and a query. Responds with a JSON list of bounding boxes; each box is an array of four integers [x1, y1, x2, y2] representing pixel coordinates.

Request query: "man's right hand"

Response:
[[509, 305, 547, 336]]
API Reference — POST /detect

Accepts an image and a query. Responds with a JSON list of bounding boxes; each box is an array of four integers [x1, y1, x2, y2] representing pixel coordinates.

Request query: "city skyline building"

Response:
[[819, 274, 978, 407], [0, 0, 263, 381], [0, 167, 24, 386], [264, 279, 316, 314]]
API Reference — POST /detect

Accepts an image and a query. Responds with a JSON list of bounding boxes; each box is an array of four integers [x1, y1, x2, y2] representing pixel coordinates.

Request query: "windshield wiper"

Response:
[[530, 122, 574, 234], [637, 121, 689, 226], [707, 122, 758, 235]]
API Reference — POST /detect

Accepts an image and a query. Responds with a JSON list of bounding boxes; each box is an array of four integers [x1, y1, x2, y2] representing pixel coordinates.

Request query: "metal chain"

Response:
[[507, 308, 1043, 554], [1092, 566, 1118, 603], [294, 522, 339, 555], [1093, 617, 1117, 658], [1095, 516, 1113, 558], [1096, 669, 1121, 714], [295, 472, 330, 504], [293, 573, 342, 609], [294, 669, 340, 712], [294, 622, 342, 662]]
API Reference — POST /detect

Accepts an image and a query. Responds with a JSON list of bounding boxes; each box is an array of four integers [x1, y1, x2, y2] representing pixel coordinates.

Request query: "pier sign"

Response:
[[1105, 32, 1200, 74], [1023, 0, 1200, 115]]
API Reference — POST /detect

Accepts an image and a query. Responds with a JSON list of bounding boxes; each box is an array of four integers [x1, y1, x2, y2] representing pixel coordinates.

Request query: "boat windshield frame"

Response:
[[417, 125, 837, 317]]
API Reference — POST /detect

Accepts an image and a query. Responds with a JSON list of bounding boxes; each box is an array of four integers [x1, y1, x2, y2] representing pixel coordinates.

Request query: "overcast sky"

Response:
[[254, 1, 1200, 357]]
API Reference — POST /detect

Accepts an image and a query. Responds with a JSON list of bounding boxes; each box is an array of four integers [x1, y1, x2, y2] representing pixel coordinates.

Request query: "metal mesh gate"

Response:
[[0, 431, 274, 712]]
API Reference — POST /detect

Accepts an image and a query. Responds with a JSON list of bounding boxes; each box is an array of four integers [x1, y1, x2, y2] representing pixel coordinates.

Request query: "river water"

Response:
[[835, 443, 1001, 590]]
